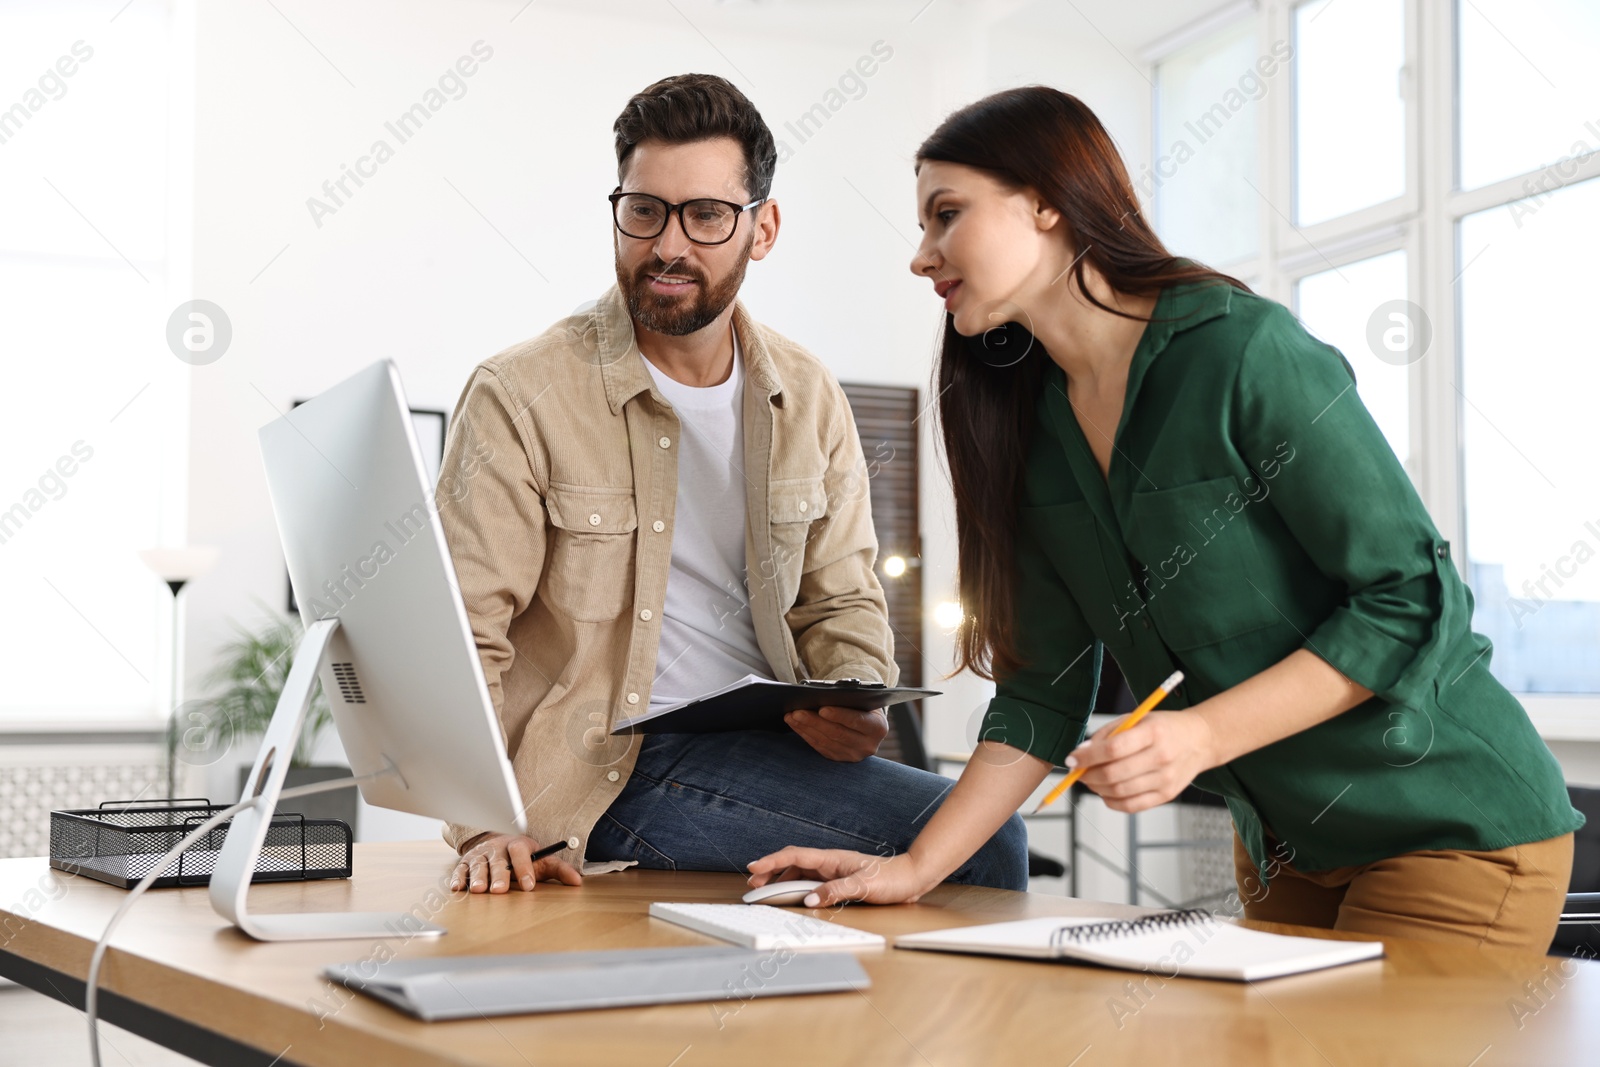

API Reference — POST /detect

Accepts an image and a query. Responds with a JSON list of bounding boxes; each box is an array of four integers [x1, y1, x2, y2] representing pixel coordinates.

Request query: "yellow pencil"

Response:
[[1030, 670, 1184, 815]]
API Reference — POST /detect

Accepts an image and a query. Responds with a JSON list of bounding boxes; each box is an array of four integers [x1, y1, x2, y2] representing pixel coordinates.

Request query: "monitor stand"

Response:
[[208, 618, 445, 942]]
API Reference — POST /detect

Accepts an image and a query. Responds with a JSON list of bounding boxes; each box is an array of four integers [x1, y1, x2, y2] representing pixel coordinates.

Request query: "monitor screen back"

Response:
[[258, 360, 525, 836]]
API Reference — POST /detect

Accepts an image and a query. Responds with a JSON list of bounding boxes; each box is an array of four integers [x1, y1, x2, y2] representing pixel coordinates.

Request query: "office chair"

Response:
[[1552, 784, 1600, 958]]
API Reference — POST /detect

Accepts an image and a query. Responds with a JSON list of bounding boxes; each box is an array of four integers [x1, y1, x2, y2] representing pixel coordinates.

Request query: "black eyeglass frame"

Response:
[[607, 188, 769, 246]]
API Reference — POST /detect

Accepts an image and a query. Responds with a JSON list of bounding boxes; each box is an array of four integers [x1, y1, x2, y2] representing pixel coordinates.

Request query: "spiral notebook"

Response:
[[895, 909, 1383, 982]]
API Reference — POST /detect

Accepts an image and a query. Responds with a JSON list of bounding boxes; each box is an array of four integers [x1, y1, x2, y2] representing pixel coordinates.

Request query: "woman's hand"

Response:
[[1069, 710, 1217, 814], [747, 847, 936, 908], [449, 833, 584, 894]]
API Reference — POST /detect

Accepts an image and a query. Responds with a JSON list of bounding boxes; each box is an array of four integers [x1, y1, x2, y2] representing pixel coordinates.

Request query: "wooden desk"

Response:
[[2, 841, 1596, 1066]]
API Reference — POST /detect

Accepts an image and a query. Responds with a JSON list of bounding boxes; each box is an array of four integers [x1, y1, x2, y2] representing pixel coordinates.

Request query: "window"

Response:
[[0, 2, 186, 723], [1152, 16, 1265, 267], [1457, 0, 1600, 191], [1151, 2, 1597, 713], [1292, 0, 1407, 226], [1459, 176, 1600, 693], [1293, 249, 1411, 470]]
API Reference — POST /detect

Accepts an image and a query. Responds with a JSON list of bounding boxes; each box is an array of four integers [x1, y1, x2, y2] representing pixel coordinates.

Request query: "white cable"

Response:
[[84, 773, 378, 1067]]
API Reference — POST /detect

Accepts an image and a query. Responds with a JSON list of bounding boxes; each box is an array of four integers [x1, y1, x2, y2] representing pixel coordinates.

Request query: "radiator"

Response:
[[1178, 802, 1239, 906], [0, 742, 164, 860]]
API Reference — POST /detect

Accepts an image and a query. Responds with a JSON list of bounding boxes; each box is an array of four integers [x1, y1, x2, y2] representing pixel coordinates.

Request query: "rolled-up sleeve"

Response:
[[1235, 305, 1459, 710], [980, 517, 1103, 766]]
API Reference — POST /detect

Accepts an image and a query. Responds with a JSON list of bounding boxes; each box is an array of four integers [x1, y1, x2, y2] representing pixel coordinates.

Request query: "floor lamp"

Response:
[[139, 547, 219, 800]]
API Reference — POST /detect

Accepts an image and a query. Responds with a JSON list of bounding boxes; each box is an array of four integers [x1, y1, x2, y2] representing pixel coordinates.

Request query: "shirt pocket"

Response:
[[1127, 475, 1280, 651], [543, 482, 638, 622], [765, 475, 828, 610]]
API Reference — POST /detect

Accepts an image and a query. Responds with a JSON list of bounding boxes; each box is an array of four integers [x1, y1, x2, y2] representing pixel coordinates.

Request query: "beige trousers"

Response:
[[1233, 831, 1574, 954]]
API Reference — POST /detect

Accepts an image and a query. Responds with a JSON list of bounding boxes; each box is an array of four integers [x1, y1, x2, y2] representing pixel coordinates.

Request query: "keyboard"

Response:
[[649, 902, 885, 951]]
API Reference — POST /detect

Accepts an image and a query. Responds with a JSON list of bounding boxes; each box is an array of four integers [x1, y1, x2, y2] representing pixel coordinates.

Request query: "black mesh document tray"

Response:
[[49, 798, 353, 889]]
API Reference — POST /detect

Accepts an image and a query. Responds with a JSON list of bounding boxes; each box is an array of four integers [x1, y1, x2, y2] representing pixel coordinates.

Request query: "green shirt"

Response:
[[981, 279, 1583, 883]]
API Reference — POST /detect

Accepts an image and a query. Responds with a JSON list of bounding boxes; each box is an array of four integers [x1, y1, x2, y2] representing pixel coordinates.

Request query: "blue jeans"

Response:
[[588, 729, 1029, 891]]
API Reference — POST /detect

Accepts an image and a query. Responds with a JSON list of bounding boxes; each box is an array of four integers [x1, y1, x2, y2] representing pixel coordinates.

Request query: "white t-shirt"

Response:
[[642, 330, 774, 709]]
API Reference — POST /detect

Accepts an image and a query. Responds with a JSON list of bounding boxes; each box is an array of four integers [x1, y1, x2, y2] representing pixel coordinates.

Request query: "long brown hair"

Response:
[[921, 86, 1248, 681]]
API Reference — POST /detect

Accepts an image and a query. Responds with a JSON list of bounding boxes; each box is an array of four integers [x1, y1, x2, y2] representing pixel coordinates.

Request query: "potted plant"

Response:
[[173, 607, 359, 833]]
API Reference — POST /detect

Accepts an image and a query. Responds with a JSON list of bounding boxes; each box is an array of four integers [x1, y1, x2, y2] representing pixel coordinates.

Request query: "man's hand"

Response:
[[449, 832, 584, 894], [785, 705, 888, 761], [1068, 710, 1217, 814], [747, 847, 934, 907]]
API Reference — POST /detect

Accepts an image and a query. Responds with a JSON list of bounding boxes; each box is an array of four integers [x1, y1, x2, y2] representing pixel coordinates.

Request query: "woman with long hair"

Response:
[[748, 86, 1581, 951]]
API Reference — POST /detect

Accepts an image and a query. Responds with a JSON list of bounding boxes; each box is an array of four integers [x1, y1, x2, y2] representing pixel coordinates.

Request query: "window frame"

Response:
[[1152, 0, 1600, 728]]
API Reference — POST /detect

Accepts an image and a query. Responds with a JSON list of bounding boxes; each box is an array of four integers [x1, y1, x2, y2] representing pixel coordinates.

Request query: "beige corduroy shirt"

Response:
[[434, 284, 897, 871]]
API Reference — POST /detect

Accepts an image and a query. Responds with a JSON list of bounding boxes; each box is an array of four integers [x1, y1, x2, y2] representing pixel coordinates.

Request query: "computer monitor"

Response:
[[209, 359, 526, 942]]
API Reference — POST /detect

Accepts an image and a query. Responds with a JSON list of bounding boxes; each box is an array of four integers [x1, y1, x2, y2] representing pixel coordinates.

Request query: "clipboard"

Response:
[[610, 674, 939, 734]]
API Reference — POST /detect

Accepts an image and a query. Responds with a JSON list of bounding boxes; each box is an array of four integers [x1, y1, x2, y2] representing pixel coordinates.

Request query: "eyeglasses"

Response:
[[608, 189, 767, 246]]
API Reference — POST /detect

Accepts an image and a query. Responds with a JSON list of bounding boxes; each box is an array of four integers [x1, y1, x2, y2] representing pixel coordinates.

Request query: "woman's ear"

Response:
[[1032, 194, 1061, 232]]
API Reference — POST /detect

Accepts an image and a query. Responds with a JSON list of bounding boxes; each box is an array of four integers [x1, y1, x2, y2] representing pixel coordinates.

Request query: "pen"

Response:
[[531, 837, 580, 861], [1030, 670, 1184, 815]]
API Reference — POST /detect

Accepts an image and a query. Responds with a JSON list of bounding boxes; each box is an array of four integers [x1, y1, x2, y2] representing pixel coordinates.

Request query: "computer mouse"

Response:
[[742, 879, 825, 906]]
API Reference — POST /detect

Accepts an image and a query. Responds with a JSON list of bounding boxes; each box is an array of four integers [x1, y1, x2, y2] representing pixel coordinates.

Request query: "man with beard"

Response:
[[439, 73, 1027, 896]]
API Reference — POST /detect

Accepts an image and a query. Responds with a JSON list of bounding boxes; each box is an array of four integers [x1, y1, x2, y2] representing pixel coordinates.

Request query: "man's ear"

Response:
[[748, 199, 781, 262]]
